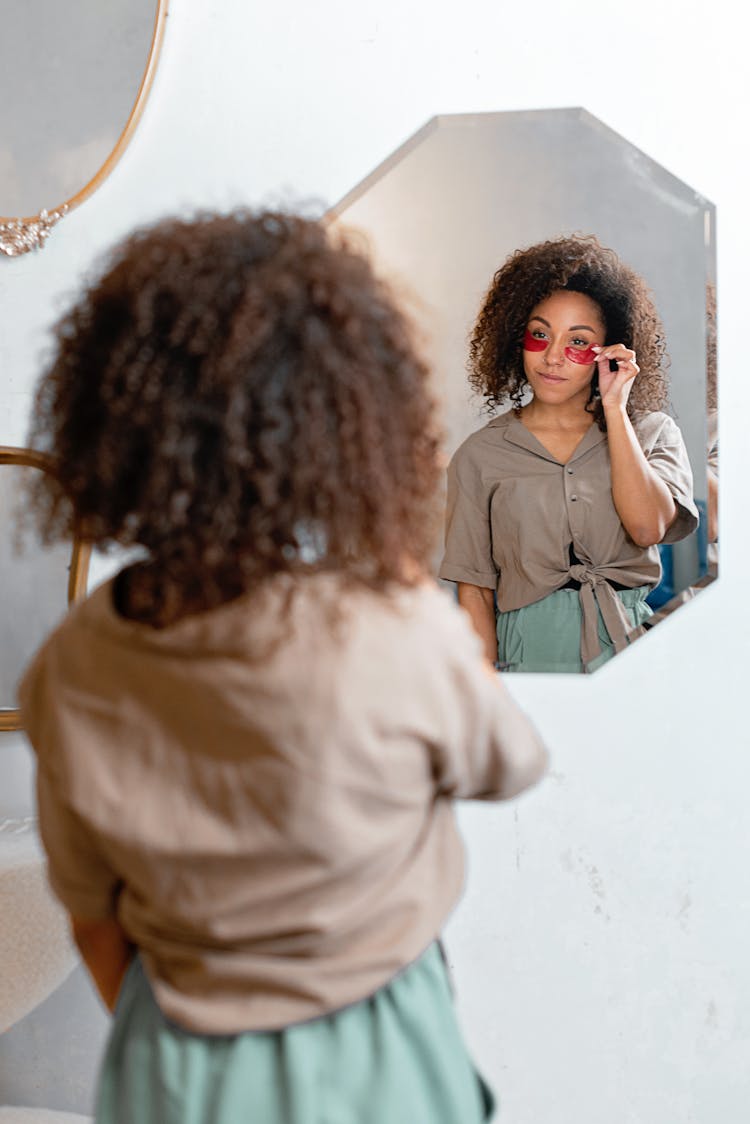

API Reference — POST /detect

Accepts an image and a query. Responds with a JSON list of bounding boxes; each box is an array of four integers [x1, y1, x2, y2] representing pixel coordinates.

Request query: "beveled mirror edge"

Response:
[[326, 107, 716, 225], [0, 446, 91, 733], [326, 108, 719, 662], [0, 0, 170, 227]]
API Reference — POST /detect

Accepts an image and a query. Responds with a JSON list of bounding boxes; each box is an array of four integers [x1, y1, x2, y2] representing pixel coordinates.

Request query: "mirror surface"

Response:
[[328, 108, 717, 669], [1, 0, 166, 221], [0, 453, 89, 730]]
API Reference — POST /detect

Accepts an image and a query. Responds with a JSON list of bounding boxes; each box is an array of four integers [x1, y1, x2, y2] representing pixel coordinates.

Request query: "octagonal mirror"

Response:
[[0, 0, 168, 257], [328, 108, 717, 673], [0, 448, 90, 731]]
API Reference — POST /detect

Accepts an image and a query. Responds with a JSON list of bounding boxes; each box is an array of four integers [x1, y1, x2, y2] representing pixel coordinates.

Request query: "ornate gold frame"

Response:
[[0, 0, 169, 255], [0, 447, 91, 732]]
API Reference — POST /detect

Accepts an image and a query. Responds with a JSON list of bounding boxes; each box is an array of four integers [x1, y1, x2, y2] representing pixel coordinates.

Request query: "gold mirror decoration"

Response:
[[0, 447, 90, 732], [0, 0, 169, 257]]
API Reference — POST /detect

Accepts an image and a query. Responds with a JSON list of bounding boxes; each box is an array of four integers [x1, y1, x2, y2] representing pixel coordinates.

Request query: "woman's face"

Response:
[[522, 290, 606, 409]]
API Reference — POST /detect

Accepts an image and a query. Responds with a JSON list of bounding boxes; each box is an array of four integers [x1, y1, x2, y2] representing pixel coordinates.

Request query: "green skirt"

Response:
[[95, 944, 495, 1124], [497, 585, 652, 674]]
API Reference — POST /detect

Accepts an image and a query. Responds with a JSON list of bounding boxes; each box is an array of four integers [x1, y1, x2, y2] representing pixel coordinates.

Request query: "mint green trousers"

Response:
[[95, 943, 495, 1124], [497, 586, 652, 673]]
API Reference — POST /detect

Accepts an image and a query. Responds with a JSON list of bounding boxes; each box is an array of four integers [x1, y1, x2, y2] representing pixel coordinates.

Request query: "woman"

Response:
[[20, 211, 548, 1122], [439, 235, 699, 673]]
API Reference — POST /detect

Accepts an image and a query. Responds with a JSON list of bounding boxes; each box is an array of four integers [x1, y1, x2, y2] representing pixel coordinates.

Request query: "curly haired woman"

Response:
[[19, 211, 548, 1123], [439, 235, 699, 673]]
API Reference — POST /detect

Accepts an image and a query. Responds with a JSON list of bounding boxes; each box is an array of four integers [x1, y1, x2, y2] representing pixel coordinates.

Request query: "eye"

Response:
[[531, 328, 548, 340], [570, 337, 589, 348]]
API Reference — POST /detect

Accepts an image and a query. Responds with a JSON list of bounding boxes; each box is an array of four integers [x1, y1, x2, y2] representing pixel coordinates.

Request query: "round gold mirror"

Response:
[[0, 0, 168, 257], [0, 448, 90, 732]]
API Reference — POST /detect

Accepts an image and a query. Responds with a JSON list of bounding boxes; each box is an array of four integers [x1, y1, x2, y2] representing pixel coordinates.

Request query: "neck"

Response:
[[521, 396, 594, 430]]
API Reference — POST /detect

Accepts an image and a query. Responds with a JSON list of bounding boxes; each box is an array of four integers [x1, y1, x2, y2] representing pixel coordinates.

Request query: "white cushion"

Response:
[[0, 819, 77, 1031]]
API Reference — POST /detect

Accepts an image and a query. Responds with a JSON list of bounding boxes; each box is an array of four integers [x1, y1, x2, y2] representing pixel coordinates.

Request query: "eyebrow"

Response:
[[528, 316, 596, 332]]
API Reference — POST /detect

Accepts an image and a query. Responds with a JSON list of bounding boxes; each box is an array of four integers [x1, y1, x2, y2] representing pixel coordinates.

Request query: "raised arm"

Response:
[[594, 344, 677, 546]]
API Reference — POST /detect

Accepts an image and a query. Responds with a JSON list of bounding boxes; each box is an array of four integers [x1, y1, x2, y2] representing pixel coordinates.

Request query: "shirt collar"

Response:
[[502, 411, 607, 464]]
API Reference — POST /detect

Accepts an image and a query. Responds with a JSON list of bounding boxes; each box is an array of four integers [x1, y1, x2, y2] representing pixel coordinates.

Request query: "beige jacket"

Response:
[[20, 574, 547, 1033]]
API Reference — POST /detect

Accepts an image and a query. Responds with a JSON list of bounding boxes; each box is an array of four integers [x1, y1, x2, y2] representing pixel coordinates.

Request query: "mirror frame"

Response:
[[0, 446, 90, 732], [325, 108, 717, 666], [0, 0, 169, 253]]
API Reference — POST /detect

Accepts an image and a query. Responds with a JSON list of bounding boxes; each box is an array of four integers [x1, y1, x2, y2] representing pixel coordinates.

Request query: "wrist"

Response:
[[602, 399, 629, 423]]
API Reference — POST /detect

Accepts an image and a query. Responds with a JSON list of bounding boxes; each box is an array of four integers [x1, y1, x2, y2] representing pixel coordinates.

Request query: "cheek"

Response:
[[523, 329, 548, 353], [564, 345, 598, 365]]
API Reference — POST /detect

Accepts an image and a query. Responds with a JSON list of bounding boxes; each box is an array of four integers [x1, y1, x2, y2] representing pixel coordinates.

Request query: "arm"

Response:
[[439, 444, 500, 649], [595, 345, 677, 546], [71, 915, 134, 1013], [30, 764, 131, 1014], [457, 582, 497, 664], [604, 406, 677, 545], [431, 600, 548, 802]]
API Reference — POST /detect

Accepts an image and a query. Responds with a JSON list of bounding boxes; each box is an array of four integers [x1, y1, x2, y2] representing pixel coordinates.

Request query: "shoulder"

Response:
[[17, 585, 109, 770], [399, 581, 485, 658], [346, 580, 483, 661], [631, 410, 686, 450], [449, 411, 515, 468]]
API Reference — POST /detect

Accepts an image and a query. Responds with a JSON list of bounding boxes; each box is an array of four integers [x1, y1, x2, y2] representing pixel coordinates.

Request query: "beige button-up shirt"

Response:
[[19, 574, 547, 1034], [439, 410, 699, 666]]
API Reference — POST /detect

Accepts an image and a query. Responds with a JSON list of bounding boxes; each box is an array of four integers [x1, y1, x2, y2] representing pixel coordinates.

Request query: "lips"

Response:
[[538, 372, 565, 383]]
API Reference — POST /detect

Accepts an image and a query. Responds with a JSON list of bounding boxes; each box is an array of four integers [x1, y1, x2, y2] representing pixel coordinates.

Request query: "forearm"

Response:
[[71, 916, 134, 1013], [605, 406, 677, 546], [457, 582, 497, 664]]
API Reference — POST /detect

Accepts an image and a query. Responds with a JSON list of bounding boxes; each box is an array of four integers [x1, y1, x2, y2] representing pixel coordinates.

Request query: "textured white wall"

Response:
[[1, 0, 747, 1118]]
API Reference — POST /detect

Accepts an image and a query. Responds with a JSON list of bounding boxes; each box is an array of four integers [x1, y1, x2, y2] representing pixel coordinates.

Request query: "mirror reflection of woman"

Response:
[[439, 236, 699, 673]]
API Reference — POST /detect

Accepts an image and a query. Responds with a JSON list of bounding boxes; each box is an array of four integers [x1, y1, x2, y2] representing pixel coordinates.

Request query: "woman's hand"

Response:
[[592, 344, 640, 412], [71, 915, 134, 1013]]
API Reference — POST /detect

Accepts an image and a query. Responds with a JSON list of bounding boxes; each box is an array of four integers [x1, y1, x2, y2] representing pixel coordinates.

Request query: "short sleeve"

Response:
[[438, 445, 498, 589], [20, 642, 122, 922], [35, 763, 122, 921], [643, 416, 700, 544], [426, 594, 548, 801]]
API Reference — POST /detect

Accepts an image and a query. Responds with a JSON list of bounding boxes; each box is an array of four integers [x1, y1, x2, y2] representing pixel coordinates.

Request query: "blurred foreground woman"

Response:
[[20, 211, 548, 1123]]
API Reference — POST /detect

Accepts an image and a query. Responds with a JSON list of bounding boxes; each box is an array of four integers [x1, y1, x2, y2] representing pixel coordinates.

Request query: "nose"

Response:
[[544, 338, 566, 367]]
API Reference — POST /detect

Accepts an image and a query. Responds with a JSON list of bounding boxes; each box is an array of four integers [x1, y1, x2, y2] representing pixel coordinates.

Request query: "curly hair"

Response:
[[28, 210, 443, 626], [468, 235, 671, 430], [706, 280, 717, 413]]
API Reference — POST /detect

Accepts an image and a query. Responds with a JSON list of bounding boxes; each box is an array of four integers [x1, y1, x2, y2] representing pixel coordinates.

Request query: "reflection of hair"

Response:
[[469, 235, 671, 430], [29, 211, 442, 626], [706, 280, 717, 412]]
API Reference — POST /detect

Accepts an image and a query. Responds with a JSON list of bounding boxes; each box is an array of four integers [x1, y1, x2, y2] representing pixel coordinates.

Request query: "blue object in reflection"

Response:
[[646, 499, 708, 610]]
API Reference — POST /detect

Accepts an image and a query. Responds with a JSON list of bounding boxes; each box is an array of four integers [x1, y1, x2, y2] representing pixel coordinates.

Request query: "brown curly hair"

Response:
[[706, 280, 717, 413], [468, 235, 671, 430], [28, 210, 443, 626]]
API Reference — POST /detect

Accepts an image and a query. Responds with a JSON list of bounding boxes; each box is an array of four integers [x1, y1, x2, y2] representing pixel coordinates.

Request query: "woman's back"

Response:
[[22, 572, 544, 1034], [20, 210, 548, 1122]]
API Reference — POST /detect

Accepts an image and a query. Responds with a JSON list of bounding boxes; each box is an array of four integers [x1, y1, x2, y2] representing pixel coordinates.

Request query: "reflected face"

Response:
[[523, 290, 606, 408]]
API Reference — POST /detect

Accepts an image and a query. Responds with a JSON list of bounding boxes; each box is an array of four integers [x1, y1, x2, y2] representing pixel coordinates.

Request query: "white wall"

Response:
[[1, 0, 747, 1119]]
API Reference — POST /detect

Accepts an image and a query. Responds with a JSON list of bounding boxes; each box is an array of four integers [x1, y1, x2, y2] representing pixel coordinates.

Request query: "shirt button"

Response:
[[567, 467, 574, 475], [571, 495, 578, 501]]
